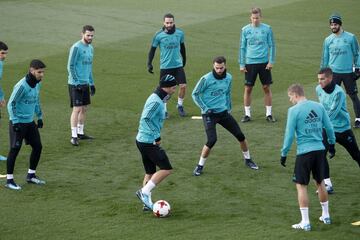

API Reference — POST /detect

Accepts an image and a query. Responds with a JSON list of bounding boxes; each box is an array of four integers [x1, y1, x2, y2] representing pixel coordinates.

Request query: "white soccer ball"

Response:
[[153, 200, 171, 218]]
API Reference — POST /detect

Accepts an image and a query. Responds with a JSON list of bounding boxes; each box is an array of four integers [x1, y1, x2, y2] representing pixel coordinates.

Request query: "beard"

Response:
[[331, 27, 340, 33], [84, 38, 92, 44]]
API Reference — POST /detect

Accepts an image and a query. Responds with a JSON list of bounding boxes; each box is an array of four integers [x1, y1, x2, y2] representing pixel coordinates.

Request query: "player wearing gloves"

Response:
[[320, 13, 360, 127], [135, 74, 177, 211], [5, 59, 46, 190], [147, 13, 187, 118], [316, 68, 360, 193], [281, 84, 336, 231], [192, 56, 258, 177]]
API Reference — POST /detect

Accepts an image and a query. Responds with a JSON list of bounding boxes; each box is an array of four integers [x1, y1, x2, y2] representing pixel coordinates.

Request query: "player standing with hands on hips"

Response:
[[281, 84, 335, 231], [68, 25, 96, 146], [192, 56, 259, 177], [135, 74, 177, 210], [5, 59, 46, 190], [147, 13, 187, 118]]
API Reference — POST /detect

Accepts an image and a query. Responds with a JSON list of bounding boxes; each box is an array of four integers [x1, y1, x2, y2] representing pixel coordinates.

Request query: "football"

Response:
[[153, 200, 171, 218]]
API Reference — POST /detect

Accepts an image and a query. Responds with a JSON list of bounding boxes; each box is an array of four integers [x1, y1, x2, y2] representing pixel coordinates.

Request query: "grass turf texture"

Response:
[[0, 0, 359, 239]]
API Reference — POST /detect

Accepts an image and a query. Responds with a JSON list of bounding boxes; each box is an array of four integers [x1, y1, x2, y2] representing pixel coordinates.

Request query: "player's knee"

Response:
[[235, 132, 245, 142], [179, 83, 186, 89], [206, 138, 217, 149]]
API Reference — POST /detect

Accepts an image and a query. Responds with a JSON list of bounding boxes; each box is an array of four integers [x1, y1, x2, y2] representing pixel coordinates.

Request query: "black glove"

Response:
[[12, 123, 21, 132], [37, 119, 43, 128], [147, 64, 154, 74], [90, 85, 96, 96], [353, 68, 360, 81], [280, 156, 287, 167], [328, 144, 336, 159]]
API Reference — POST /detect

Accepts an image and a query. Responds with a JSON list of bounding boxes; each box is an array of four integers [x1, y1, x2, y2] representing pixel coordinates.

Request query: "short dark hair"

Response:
[[0, 41, 8, 51], [82, 25, 95, 33], [318, 67, 333, 77], [163, 13, 174, 20], [213, 56, 226, 64], [30, 59, 46, 69]]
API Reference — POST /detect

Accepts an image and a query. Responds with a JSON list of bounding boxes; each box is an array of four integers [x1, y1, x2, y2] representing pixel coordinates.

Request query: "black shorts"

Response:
[[244, 63, 272, 86], [68, 84, 91, 107], [202, 111, 245, 144], [333, 72, 358, 95], [9, 121, 41, 149], [136, 140, 173, 174], [160, 67, 187, 85], [293, 150, 326, 185]]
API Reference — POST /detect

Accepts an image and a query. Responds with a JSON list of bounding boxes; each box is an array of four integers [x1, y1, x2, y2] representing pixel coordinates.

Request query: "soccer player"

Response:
[[0, 41, 9, 161], [192, 56, 259, 176], [135, 74, 177, 210], [68, 25, 96, 146], [316, 68, 360, 193], [281, 84, 336, 231], [147, 13, 187, 118], [239, 7, 276, 123], [321, 13, 360, 128], [5, 59, 46, 190]]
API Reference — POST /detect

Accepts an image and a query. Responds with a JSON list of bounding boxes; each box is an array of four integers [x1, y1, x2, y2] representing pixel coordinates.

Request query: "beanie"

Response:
[[159, 74, 176, 88], [329, 14, 342, 25]]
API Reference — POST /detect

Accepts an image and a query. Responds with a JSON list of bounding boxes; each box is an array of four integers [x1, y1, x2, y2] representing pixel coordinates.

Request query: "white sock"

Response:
[[266, 106, 272, 116], [300, 207, 310, 225], [177, 98, 184, 106], [28, 169, 36, 174], [141, 180, 156, 195], [7, 174, 14, 180], [243, 150, 251, 159], [77, 124, 84, 135], [320, 201, 330, 219], [198, 156, 207, 166], [71, 127, 78, 138], [324, 178, 332, 187], [356, 118, 360, 122], [245, 106, 251, 117], [164, 103, 168, 112]]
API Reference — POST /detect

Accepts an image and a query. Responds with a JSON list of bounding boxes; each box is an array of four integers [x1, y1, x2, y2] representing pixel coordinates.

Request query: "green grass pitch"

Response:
[[0, 0, 359, 239]]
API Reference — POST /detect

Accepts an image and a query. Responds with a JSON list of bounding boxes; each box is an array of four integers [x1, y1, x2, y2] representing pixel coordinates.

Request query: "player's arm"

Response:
[[180, 43, 186, 67], [68, 46, 80, 84], [239, 29, 247, 72], [351, 35, 360, 68], [226, 78, 232, 112], [35, 85, 43, 121], [281, 108, 296, 157], [147, 46, 156, 74], [268, 26, 275, 67], [143, 101, 161, 137], [320, 39, 329, 69], [192, 77, 209, 113], [327, 91, 344, 120], [7, 84, 25, 124], [322, 108, 336, 145]]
